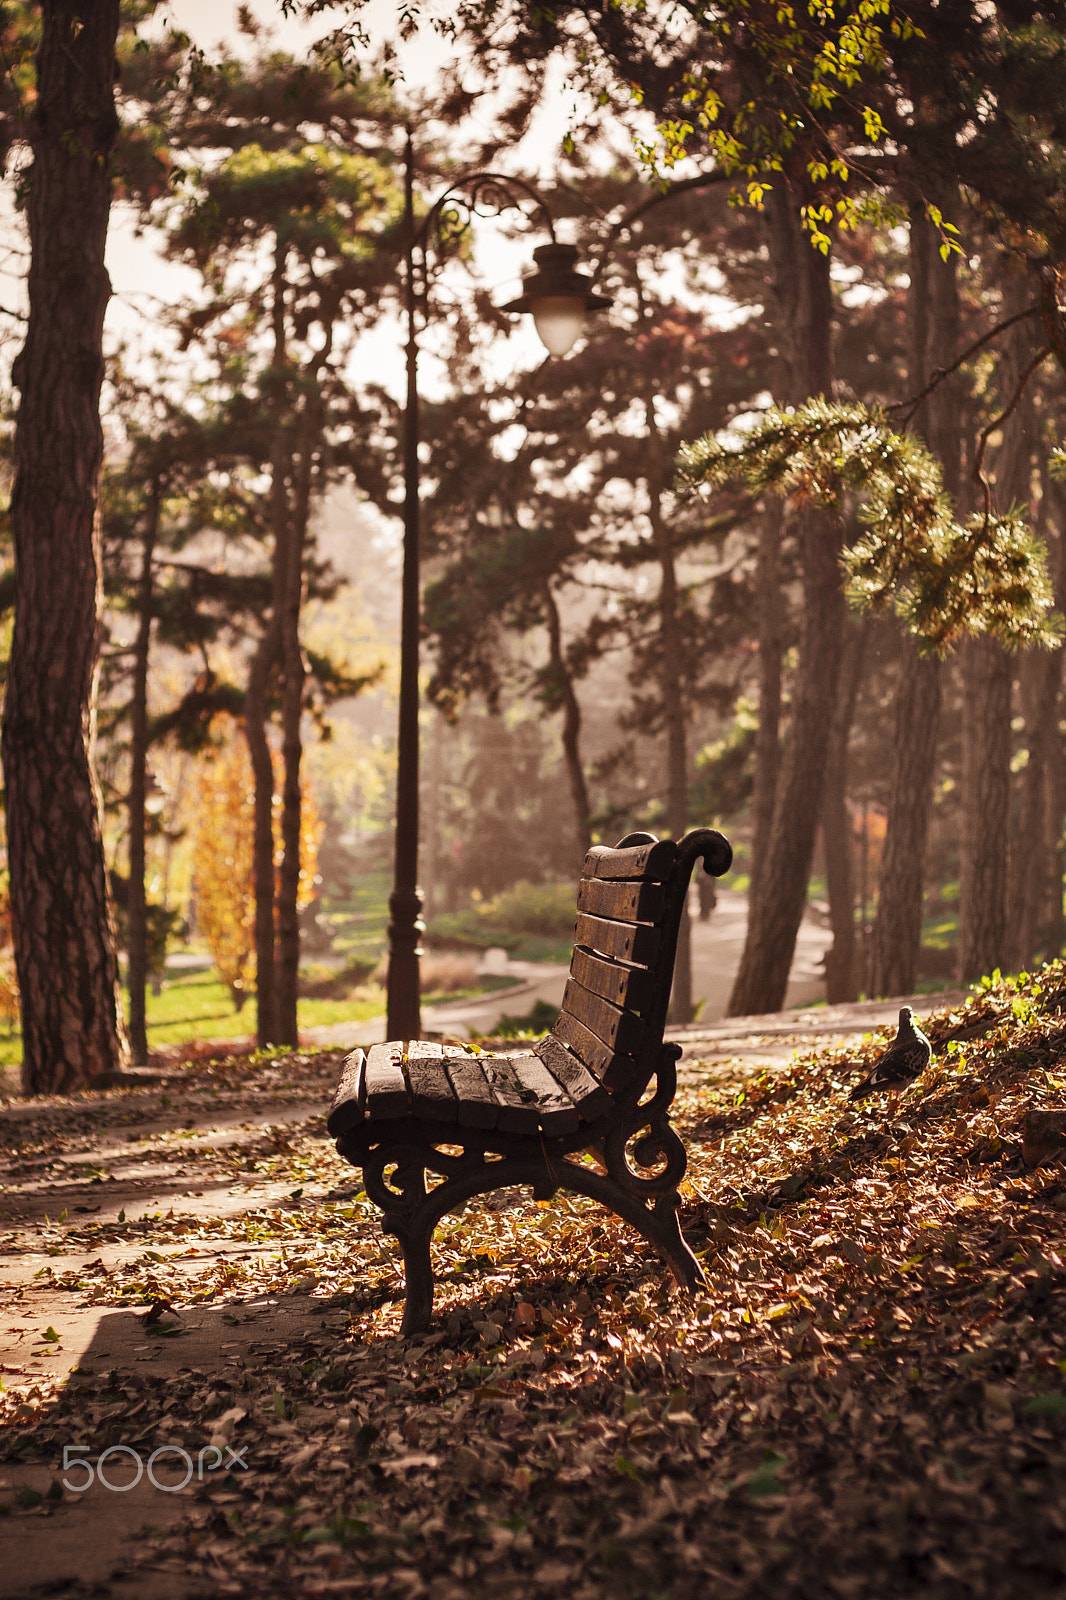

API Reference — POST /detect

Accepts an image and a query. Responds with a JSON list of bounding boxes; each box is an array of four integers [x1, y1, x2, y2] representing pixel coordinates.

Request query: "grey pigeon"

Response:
[[848, 1006, 932, 1104]]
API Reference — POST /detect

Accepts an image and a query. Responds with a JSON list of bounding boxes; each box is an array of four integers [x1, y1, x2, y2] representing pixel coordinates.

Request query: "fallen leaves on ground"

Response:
[[2, 967, 1066, 1597]]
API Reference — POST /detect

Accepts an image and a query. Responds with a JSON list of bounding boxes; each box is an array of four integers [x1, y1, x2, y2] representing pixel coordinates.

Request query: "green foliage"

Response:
[[678, 399, 1062, 653], [428, 880, 577, 952], [480, 881, 577, 938]]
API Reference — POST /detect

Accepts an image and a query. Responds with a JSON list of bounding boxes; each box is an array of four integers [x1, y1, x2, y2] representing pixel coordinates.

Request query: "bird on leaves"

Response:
[[848, 1006, 932, 1109]]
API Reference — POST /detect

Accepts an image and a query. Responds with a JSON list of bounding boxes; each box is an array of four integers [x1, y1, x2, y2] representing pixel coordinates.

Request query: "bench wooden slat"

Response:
[[326, 1048, 367, 1138], [553, 1010, 637, 1092], [479, 1055, 544, 1135], [582, 839, 677, 881], [533, 1035, 612, 1121], [365, 1043, 411, 1119], [406, 1042, 460, 1124], [576, 877, 665, 924], [442, 1050, 500, 1130], [505, 1053, 581, 1135], [573, 912, 660, 966], [562, 977, 643, 1056], [568, 946, 652, 1012]]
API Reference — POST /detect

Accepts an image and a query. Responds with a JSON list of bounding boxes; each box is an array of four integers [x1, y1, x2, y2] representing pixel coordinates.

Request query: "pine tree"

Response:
[[162, 39, 402, 1045]]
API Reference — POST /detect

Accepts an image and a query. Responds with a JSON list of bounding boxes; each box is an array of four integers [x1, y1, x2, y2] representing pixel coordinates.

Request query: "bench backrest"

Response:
[[538, 828, 732, 1107]]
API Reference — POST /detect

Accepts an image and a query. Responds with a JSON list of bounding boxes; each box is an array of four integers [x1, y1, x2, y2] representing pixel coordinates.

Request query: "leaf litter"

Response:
[[1, 968, 1066, 1597]]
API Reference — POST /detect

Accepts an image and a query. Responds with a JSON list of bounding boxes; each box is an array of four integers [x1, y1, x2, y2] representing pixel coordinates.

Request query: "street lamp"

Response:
[[385, 135, 611, 1043]]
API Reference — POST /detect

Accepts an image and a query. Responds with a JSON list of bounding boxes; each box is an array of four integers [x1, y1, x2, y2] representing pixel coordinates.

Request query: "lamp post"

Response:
[[386, 133, 610, 1043]]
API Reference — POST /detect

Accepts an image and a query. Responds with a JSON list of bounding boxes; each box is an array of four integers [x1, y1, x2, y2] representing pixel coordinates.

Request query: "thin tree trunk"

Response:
[[959, 635, 1012, 981], [248, 241, 291, 1047], [2, 0, 128, 1094], [728, 182, 840, 1016], [748, 499, 785, 919], [1002, 283, 1056, 972], [245, 624, 280, 1047], [543, 582, 592, 859], [959, 269, 1033, 982], [729, 506, 846, 1014], [127, 478, 161, 1065], [275, 385, 322, 1047], [645, 410, 692, 1023], [870, 200, 959, 995], [1043, 690, 1066, 958], [868, 653, 942, 997], [822, 618, 866, 1002], [1008, 469, 1066, 966]]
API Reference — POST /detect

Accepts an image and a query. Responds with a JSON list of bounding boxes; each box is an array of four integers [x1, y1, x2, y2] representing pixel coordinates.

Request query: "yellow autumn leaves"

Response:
[[192, 718, 321, 1011]]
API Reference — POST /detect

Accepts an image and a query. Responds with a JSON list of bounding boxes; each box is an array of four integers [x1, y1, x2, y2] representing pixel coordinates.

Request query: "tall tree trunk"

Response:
[[959, 268, 1034, 982], [248, 241, 290, 1048], [245, 624, 280, 1048], [275, 385, 322, 1047], [1007, 468, 1066, 968], [728, 182, 840, 1016], [729, 506, 846, 1014], [2, 1, 128, 1094], [868, 654, 942, 997], [543, 582, 591, 859], [1003, 279, 1057, 972], [870, 199, 959, 995], [645, 407, 692, 1023], [127, 478, 161, 1065], [747, 498, 785, 920], [959, 635, 1012, 980], [822, 618, 866, 1002]]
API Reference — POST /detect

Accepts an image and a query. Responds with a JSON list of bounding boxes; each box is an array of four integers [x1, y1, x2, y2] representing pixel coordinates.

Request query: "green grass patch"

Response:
[[0, 966, 388, 1068]]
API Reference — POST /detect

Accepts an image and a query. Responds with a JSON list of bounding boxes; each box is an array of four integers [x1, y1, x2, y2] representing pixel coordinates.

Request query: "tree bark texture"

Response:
[[821, 618, 866, 1003], [959, 634, 1012, 981], [1005, 473, 1066, 969], [1002, 279, 1060, 972], [869, 201, 959, 996], [276, 385, 321, 1047], [645, 403, 693, 1023], [959, 269, 1034, 981], [747, 499, 784, 921], [728, 506, 846, 1014], [2, 1, 129, 1094], [127, 479, 161, 1065], [868, 651, 942, 998], [727, 182, 840, 1016]]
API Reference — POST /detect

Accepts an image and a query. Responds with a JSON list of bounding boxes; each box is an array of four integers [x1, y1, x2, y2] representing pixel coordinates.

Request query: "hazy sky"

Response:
[[104, 0, 559, 385]]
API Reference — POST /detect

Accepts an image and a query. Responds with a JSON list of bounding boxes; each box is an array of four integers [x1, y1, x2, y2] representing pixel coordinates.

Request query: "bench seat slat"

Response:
[[442, 1051, 500, 1130], [326, 1048, 367, 1138], [533, 1035, 612, 1121], [576, 877, 665, 924], [364, 1044, 410, 1119], [479, 1055, 544, 1135], [582, 839, 677, 881], [568, 947, 652, 1012], [553, 1010, 637, 1092], [502, 1053, 581, 1135], [406, 1042, 460, 1124], [573, 912, 660, 966], [562, 977, 643, 1056]]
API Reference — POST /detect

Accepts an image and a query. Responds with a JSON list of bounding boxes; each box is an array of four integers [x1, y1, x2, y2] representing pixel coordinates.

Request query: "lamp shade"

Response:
[[502, 242, 610, 357]]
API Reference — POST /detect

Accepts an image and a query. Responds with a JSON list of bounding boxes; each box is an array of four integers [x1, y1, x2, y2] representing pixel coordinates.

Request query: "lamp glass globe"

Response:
[[531, 296, 586, 357]]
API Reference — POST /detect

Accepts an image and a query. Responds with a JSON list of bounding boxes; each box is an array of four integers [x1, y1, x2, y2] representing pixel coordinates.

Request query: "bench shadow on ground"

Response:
[[0, 1292, 353, 1600]]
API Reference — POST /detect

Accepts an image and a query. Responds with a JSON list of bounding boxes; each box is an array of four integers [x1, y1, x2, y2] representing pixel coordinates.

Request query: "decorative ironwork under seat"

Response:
[[327, 828, 732, 1336]]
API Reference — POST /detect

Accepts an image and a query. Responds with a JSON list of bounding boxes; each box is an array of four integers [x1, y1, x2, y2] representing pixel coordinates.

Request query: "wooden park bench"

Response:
[[327, 828, 732, 1336]]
